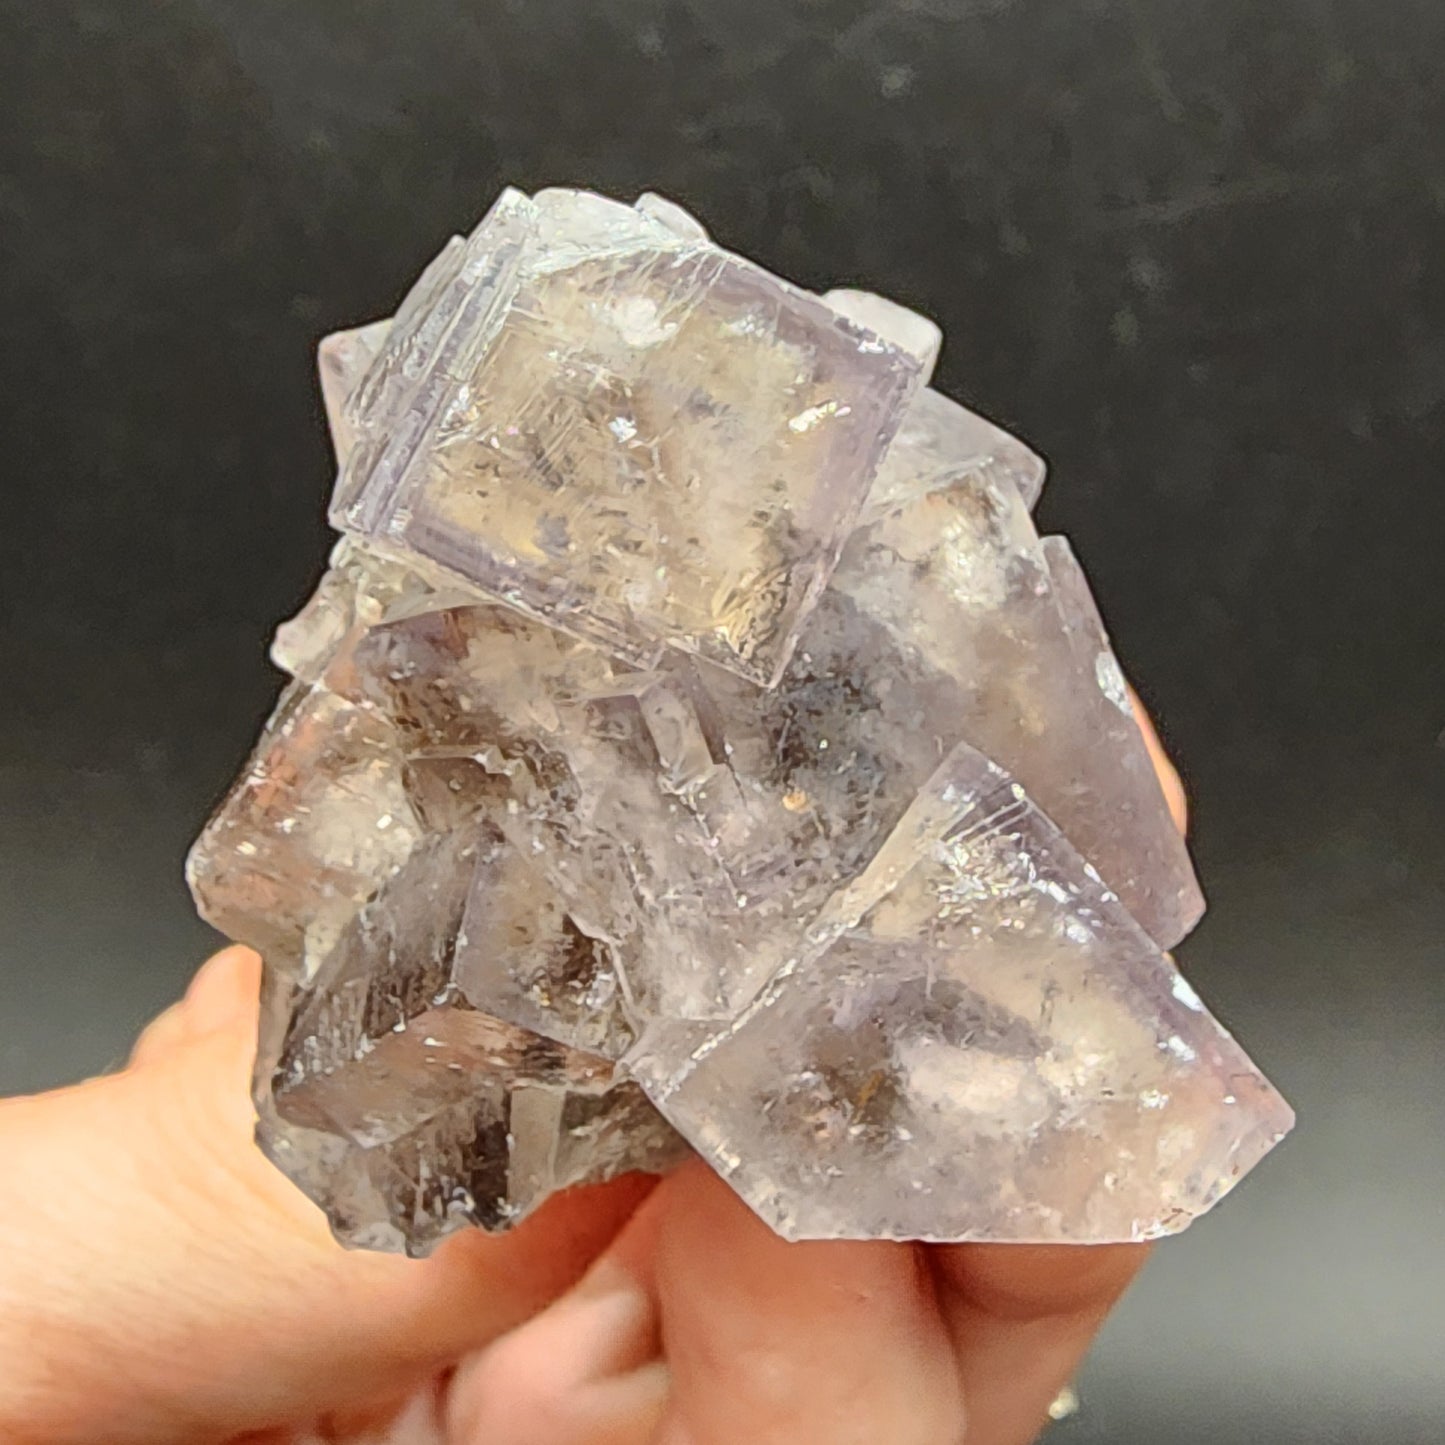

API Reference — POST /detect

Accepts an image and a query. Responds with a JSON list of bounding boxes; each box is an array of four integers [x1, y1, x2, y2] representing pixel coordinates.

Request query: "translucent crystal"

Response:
[[864, 385, 1046, 521], [269, 537, 471, 686], [317, 319, 391, 465], [187, 684, 422, 962], [639, 743, 1292, 1242], [309, 602, 829, 1027], [831, 467, 1203, 949], [187, 186, 1291, 1255], [634, 191, 710, 242], [194, 688, 689, 1255], [331, 187, 923, 687], [260, 837, 684, 1253], [824, 288, 944, 377]]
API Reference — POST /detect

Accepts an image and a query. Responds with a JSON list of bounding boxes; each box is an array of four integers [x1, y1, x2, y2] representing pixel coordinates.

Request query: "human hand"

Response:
[[0, 700, 1186, 1445]]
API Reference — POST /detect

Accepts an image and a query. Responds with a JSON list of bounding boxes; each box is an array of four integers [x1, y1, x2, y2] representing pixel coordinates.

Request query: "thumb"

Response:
[[0, 946, 650, 1445]]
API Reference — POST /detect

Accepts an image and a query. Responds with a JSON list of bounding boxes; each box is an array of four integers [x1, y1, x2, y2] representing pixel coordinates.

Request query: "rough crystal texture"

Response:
[[824, 287, 944, 377], [639, 744, 1290, 1242], [865, 385, 1046, 520], [256, 831, 685, 1252], [188, 187, 1291, 1256], [830, 468, 1204, 948], [193, 674, 691, 1254], [317, 319, 391, 466], [331, 187, 924, 687]]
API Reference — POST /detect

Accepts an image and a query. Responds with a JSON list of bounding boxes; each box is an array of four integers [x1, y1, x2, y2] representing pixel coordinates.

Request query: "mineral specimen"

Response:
[[189, 187, 1292, 1256]]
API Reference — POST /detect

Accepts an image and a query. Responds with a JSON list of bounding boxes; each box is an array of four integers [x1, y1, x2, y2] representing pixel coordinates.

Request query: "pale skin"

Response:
[[0, 697, 1188, 1445]]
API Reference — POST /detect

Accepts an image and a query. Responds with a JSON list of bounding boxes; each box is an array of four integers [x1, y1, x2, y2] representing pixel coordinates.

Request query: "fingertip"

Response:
[[129, 947, 263, 1070], [183, 945, 263, 1035], [127, 999, 191, 1068], [931, 1241, 1151, 1323]]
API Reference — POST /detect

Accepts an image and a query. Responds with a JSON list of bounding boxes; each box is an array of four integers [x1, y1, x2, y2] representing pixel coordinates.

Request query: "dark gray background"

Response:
[[2, 2, 1442, 1440]]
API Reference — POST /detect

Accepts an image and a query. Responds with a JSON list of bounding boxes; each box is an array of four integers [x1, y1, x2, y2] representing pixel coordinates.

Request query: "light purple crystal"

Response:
[[638, 743, 1292, 1242], [331, 187, 923, 687], [187, 187, 1291, 1256]]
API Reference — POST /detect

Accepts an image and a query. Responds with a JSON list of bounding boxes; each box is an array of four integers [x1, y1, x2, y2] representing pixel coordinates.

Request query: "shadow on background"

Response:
[[1, 2, 1442, 1440]]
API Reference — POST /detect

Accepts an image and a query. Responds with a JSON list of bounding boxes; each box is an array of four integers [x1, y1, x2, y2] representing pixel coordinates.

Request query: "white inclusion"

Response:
[[788, 400, 851, 432], [1162, 1035, 1198, 1063], [607, 295, 677, 347], [1139, 1088, 1169, 1109], [608, 415, 638, 443], [900, 1039, 1051, 1136], [1094, 650, 1133, 714], [1170, 972, 1206, 1011]]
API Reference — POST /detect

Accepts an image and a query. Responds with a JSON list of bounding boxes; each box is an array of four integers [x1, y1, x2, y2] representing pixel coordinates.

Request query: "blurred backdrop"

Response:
[[2, 2, 1443, 1440]]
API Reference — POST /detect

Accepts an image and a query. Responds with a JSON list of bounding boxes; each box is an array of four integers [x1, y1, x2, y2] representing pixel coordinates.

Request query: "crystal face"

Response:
[[331, 187, 924, 688], [189, 187, 1291, 1256], [640, 744, 1285, 1243]]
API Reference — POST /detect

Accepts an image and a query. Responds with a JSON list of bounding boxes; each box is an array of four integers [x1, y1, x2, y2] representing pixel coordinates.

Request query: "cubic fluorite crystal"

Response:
[[189, 187, 1292, 1256]]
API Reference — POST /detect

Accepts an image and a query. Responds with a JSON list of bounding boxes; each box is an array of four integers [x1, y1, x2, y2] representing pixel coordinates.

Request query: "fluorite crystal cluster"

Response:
[[189, 187, 1292, 1256]]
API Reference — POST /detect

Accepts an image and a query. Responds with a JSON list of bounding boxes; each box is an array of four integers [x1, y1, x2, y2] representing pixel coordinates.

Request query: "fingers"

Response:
[[0, 946, 651, 1445], [445, 1192, 670, 1445], [651, 1161, 964, 1445], [312, 1381, 451, 1444], [440, 1175, 1146, 1445], [125, 999, 191, 1067], [452, 1357, 669, 1445], [929, 1242, 1150, 1445], [455, 1361, 669, 1445], [76, 679, 1185, 1445]]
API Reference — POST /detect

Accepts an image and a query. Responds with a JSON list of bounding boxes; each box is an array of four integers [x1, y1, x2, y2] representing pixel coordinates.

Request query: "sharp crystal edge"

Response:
[[188, 187, 1292, 1256]]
